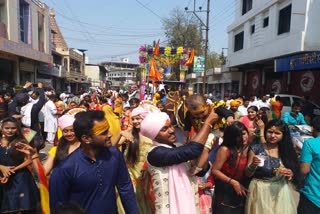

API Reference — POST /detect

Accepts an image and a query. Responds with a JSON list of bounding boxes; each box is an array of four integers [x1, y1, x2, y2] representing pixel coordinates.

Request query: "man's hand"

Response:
[[24, 81, 32, 89], [12, 114, 24, 119], [226, 116, 234, 126], [205, 109, 219, 125], [37, 82, 43, 89]]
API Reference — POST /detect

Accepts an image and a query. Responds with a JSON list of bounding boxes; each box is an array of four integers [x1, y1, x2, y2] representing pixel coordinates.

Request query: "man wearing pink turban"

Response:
[[140, 110, 219, 214]]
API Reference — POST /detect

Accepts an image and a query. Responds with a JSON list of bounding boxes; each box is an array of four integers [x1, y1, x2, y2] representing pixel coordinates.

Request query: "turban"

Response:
[[58, 114, 75, 131], [230, 100, 241, 107], [131, 106, 149, 119], [140, 112, 169, 140]]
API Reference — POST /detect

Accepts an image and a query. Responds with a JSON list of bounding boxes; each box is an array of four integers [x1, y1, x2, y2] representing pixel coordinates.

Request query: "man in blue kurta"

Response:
[[49, 110, 138, 214], [298, 116, 320, 213]]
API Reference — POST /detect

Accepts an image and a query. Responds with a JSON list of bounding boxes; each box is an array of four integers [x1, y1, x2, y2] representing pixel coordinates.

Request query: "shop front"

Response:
[[275, 51, 320, 104]]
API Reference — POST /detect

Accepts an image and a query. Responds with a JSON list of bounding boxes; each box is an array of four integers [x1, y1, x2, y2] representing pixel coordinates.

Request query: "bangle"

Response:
[[259, 135, 264, 137], [204, 122, 212, 129], [227, 178, 233, 184], [194, 166, 203, 171], [31, 155, 39, 160], [247, 164, 257, 173]]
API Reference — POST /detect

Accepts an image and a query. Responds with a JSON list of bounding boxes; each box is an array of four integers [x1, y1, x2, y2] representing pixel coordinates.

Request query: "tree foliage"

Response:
[[206, 51, 224, 68], [162, 8, 203, 55]]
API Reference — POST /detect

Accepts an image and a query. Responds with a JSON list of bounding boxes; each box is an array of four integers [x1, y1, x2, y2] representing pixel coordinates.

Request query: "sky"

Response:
[[42, 0, 236, 64]]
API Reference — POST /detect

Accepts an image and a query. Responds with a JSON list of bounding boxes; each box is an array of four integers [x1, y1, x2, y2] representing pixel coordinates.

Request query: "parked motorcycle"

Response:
[[291, 125, 313, 150]]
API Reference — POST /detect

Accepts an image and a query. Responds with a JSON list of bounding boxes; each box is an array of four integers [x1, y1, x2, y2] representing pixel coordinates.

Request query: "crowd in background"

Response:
[[0, 81, 319, 214]]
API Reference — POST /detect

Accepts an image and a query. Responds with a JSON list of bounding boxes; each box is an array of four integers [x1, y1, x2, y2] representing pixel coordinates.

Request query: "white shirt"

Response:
[[238, 105, 248, 116], [258, 100, 271, 109]]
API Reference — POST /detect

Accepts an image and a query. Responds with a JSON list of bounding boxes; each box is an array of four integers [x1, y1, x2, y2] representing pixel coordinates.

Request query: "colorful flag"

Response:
[[34, 159, 50, 214], [153, 39, 160, 57], [184, 49, 195, 66], [149, 58, 162, 83]]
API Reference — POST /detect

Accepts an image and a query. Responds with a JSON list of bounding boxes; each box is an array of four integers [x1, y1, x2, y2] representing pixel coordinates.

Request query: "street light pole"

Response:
[[185, 0, 210, 95]]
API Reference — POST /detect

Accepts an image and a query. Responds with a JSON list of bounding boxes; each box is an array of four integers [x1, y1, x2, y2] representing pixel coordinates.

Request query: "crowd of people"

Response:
[[0, 81, 319, 214]]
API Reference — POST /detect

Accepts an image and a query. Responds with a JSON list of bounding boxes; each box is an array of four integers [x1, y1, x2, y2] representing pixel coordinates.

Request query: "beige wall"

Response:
[[85, 65, 101, 87], [5, 0, 50, 55]]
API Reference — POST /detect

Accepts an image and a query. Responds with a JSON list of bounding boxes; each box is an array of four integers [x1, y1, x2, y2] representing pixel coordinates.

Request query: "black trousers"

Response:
[[297, 193, 320, 214]]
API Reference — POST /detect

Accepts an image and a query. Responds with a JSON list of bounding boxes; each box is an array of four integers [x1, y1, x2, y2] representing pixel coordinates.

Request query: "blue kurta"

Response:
[[49, 146, 138, 214]]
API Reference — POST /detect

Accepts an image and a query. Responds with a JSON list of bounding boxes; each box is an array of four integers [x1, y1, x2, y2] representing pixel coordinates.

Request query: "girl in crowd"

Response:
[[239, 106, 266, 143], [0, 117, 40, 213], [198, 165, 214, 214], [245, 119, 301, 214], [212, 122, 250, 214], [239, 106, 259, 135], [43, 114, 80, 175], [79, 100, 90, 111], [115, 106, 156, 214], [116, 106, 155, 213]]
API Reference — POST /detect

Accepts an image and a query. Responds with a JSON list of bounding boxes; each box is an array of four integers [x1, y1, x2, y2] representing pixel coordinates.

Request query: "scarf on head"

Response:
[[141, 112, 197, 213]]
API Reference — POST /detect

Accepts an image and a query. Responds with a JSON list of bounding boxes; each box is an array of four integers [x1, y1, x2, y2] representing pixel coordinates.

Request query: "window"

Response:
[[263, 17, 269, 28], [19, 0, 30, 43], [0, 2, 5, 23], [250, 25, 255, 34], [38, 12, 44, 52], [278, 4, 292, 35], [0, 2, 7, 38], [242, 0, 252, 15], [234, 31, 244, 52], [281, 97, 291, 107]]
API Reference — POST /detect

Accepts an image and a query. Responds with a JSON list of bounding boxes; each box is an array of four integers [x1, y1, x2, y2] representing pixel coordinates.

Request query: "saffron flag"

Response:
[[184, 49, 195, 66], [153, 39, 160, 57], [149, 58, 162, 83], [35, 159, 50, 214]]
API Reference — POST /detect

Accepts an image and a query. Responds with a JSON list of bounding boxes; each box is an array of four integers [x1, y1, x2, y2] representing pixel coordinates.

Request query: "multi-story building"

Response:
[[47, 9, 88, 93], [0, 0, 52, 90], [227, 0, 320, 103], [85, 64, 107, 88], [102, 59, 138, 89]]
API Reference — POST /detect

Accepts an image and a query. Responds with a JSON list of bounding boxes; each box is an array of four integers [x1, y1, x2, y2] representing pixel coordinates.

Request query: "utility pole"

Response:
[[185, 0, 210, 94], [203, 0, 210, 95]]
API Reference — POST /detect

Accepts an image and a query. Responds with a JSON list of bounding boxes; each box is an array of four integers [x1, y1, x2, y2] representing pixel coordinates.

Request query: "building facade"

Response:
[[0, 0, 52, 90], [48, 9, 88, 93], [102, 59, 138, 89], [84, 64, 107, 88], [227, 0, 320, 103]]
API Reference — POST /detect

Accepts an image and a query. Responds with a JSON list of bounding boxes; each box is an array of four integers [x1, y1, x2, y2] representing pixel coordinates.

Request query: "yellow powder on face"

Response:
[[189, 105, 208, 115]]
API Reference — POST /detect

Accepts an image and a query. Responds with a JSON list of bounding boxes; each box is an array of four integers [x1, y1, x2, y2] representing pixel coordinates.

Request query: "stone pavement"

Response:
[[39, 142, 54, 163]]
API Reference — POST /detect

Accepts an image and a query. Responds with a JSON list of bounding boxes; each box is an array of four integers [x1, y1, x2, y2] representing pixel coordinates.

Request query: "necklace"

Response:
[[265, 143, 278, 158]]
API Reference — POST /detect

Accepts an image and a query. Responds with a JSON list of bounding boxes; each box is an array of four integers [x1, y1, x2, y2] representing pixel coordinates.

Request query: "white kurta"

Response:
[[43, 100, 58, 133]]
